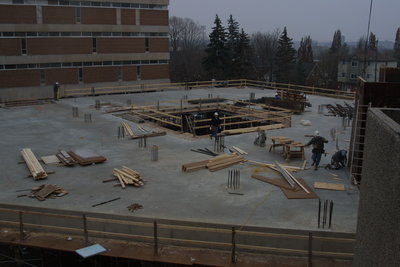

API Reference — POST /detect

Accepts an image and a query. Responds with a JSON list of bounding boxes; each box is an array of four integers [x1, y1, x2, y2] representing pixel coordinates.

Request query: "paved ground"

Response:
[[0, 87, 359, 233]]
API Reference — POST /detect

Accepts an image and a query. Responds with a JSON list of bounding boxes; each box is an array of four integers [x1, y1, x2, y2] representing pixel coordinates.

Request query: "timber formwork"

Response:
[[127, 99, 292, 136]]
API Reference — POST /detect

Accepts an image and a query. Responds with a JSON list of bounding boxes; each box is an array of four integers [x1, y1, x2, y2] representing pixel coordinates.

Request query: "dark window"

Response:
[[92, 38, 97, 53], [12, 0, 24, 4], [78, 68, 83, 82], [75, 7, 81, 23], [21, 38, 27, 55], [145, 38, 149, 52], [40, 70, 45, 85], [136, 66, 141, 80]]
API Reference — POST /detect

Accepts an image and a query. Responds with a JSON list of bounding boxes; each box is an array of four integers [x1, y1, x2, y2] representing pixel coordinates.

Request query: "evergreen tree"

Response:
[[394, 28, 400, 66], [202, 15, 228, 79], [231, 28, 253, 78], [330, 30, 342, 53], [274, 27, 296, 83], [368, 32, 377, 51], [226, 15, 240, 78], [298, 36, 313, 63]]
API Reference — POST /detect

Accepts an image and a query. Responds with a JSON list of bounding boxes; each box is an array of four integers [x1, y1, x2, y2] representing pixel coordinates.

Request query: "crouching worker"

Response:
[[328, 149, 347, 170]]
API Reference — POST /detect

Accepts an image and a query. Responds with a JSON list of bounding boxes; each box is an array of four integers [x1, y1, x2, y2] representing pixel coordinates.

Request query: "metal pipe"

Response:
[[308, 231, 313, 267], [329, 201, 334, 229], [153, 221, 158, 256], [318, 199, 321, 228], [231, 227, 236, 263]]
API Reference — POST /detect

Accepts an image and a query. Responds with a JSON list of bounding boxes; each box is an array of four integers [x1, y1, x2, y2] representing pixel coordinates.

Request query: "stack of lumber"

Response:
[[121, 122, 135, 137], [31, 184, 68, 201], [231, 146, 248, 155], [182, 160, 209, 172], [21, 148, 48, 180], [113, 166, 144, 188], [275, 162, 309, 194], [56, 150, 77, 166], [182, 154, 246, 172], [206, 154, 246, 172], [221, 123, 284, 135], [68, 149, 107, 165]]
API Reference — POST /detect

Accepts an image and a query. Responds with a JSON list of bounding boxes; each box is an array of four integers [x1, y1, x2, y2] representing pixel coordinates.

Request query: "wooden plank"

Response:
[[221, 123, 284, 135], [21, 148, 48, 180], [313, 182, 345, 191], [232, 146, 248, 155]]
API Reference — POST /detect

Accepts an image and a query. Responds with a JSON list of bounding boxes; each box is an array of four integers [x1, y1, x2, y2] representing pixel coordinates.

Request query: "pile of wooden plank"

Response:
[[182, 154, 246, 172], [247, 160, 302, 172], [121, 122, 135, 137], [68, 149, 107, 165], [21, 148, 48, 180], [31, 184, 68, 201], [275, 162, 309, 194], [56, 150, 77, 166], [113, 166, 144, 188]]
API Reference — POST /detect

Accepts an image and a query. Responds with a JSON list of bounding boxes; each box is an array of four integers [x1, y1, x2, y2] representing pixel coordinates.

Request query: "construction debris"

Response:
[[121, 122, 135, 137], [182, 154, 246, 172], [232, 146, 248, 155], [21, 148, 48, 180], [112, 166, 145, 188], [127, 203, 143, 212], [247, 160, 302, 172], [30, 184, 68, 201], [191, 148, 218, 156], [120, 122, 166, 140], [92, 197, 121, 207], [41, 155, 60, 165], [275, 162, 309, 194]]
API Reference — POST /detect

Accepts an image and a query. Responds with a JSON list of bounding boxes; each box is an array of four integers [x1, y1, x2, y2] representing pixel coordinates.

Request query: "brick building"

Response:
[[0, 0, 170, 100]]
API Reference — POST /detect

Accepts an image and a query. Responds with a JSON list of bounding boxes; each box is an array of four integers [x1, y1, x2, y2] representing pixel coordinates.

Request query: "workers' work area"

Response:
[[0, 87, 358, 233]]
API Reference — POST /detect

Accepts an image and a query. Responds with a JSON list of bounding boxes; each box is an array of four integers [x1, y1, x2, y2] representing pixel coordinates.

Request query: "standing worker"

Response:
[[305, 130, 328, 170], [53, 82, 60, 100], [209, 112, 221, 140]]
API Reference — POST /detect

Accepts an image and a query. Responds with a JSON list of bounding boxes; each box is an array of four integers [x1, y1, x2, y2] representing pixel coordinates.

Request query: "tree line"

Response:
[[169, 15, 400, 89]]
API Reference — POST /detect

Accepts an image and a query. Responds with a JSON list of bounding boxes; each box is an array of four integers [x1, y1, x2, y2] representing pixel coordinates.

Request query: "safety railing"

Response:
[[0, 205, 355, 263], [62, 79, 355, 100]]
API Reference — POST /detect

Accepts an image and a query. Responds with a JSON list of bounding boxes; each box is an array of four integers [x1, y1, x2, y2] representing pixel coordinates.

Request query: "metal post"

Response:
[[318, 199, 321, 228], [157, 99, 159, 111], [308, 232, 313, 267], [329, 201, 334, 229], [83, 214, 89, 245], [153, 221, 158, 256], [19, 211, 24, 240], [151, 145, 159, 161], [231, 227, 236, 263], [95, 99, 100, 110]]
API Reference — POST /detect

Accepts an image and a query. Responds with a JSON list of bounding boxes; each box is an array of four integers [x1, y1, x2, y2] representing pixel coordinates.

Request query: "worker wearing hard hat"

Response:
[[305, 130, 328, 170], [209, 112, 221, 140]]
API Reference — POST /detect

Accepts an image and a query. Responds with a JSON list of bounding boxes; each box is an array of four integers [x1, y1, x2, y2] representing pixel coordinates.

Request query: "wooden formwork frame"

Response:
[[129, 99, 292, 134]]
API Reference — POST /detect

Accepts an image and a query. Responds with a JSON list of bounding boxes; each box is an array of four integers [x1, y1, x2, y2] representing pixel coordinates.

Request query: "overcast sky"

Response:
[[169, 0, 400, 43]]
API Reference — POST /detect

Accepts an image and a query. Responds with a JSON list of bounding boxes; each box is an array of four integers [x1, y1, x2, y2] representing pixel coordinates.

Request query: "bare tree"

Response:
[[169, 16, 207, 81], [251, 28, 280, 81], [298, 36, 314, 63]]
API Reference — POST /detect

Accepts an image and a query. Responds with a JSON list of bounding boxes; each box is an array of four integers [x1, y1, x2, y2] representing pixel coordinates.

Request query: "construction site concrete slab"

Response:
[[0, 87, 359, 233]]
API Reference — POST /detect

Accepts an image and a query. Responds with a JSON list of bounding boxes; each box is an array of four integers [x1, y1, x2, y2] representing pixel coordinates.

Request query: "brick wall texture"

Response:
[[97, 38, 145, 53], [0, 39, 22, 56], [140, 10, 168, 25], [27, 38, 92, 55], [141, 65, 169, 80], [45, 68, 78, 85], [149, 38, 169, 52], [122, 66, 137, 81], [121, 9, 136, 25], [83, 66, 119, 83], [43, 6, 76, 24], [0, 70, 40, 88], [0, 5, 36, 24], [81, 7, 116, 24]]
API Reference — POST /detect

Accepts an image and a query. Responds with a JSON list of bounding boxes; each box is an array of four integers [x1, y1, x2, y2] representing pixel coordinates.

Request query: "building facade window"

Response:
[[78, 68, 83, 82], [75, 7, 81, 23], [341, 73, 346, 77], [136, 66, 141, 80], [92, 38, 97, 53], [145, 38, 149, 52], [350, 73, 357, 79], [21, 38, 27, 55], [351, 61, 358, 67]]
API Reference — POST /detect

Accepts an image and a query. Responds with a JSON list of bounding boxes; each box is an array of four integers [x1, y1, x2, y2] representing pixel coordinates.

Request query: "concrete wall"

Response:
[[354, 108, 400, 267]]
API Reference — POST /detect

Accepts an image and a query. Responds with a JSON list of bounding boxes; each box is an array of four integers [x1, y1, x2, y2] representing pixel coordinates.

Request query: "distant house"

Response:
[[302, 61, 326, 87], [337, 53, 397, 90]]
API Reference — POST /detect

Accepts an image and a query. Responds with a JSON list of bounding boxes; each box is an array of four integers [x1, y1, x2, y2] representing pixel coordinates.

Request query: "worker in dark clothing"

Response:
[[329, 149, 347, 169], [305, 130, 328, 170], [209, 112, 221, 140], [53, 82, 60, 100]]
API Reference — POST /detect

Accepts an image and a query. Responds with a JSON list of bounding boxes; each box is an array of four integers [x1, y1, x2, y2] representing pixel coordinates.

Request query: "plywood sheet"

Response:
[[314, 182, 345, 191], [41, 155, 60, 164]]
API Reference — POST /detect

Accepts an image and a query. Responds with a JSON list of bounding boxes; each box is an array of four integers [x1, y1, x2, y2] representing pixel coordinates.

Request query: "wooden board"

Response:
[[281, 179, 319, 199], [221, 123, 284, 135], [313, 182, 345, 191], [41, 155, 60, 165]]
